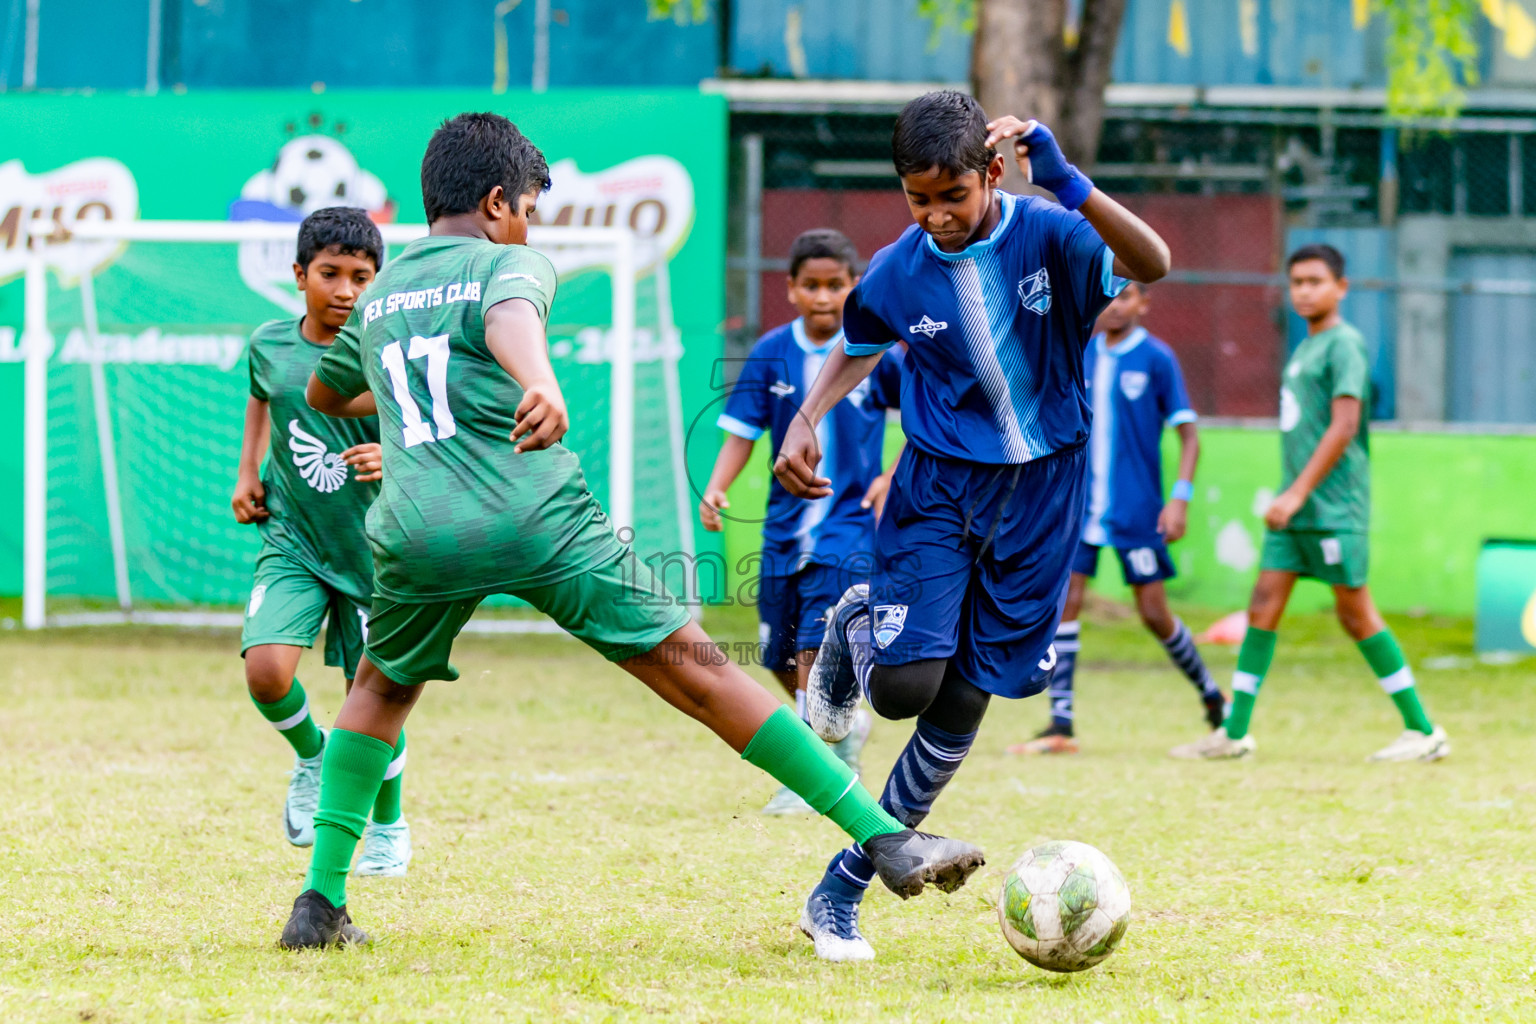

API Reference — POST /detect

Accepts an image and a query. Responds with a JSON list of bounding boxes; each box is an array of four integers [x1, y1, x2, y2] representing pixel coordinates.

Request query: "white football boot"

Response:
[[1368, 726, 1450, 763], [283, 730, 326, 847], [354, 818, 413, 876], [1169, 728, 1256, 760]]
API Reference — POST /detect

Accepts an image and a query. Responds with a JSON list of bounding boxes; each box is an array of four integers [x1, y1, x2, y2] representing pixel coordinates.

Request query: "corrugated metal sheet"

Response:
[[729, 0, 969, 82], [1449, 249, 1536, 423]]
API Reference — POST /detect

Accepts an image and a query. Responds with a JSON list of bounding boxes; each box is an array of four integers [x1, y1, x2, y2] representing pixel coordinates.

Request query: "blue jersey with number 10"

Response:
[[841, 191, 1126, 465]]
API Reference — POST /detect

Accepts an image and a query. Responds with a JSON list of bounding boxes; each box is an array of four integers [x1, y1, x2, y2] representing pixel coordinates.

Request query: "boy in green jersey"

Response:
[[1172, 244, 1449, 763], [233, 207, 412, 876], [280, 112, 982, 949]]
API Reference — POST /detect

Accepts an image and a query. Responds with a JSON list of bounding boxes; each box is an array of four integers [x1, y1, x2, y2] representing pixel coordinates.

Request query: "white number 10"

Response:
[[380, 334, 457, 448]]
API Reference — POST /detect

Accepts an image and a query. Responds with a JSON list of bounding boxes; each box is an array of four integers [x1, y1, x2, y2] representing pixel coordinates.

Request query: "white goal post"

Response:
[[21, 218, 694, 630]]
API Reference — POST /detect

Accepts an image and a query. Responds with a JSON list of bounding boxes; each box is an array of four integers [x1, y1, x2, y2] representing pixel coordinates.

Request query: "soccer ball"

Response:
[[997, 839, 1131, 972]]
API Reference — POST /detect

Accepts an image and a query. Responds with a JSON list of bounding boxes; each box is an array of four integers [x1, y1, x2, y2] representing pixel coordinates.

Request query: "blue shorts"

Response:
[[868, 445, 1088, 699], [1072, 540, 1177, 586], [757, 563, 866, 674]]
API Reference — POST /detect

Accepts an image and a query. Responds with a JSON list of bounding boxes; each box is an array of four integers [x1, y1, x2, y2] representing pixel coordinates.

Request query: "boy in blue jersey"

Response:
[[774, 91, 1170, 961], [1010, 282, 1225, 756], [699, 229, 904, 815]]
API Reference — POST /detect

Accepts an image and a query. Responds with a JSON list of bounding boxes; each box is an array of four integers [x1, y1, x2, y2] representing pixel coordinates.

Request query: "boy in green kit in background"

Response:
[[233, 207, 411, 875], [1172, 244, 1449, 763]]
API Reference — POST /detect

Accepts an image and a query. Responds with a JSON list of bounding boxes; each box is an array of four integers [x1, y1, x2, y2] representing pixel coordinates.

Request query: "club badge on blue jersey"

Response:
[[873, 603, 908, 648], [1018, 267, 1052, 315]]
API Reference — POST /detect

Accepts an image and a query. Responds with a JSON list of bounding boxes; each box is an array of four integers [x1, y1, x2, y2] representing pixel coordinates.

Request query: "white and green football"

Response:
[[997, 839, 1131, 972]]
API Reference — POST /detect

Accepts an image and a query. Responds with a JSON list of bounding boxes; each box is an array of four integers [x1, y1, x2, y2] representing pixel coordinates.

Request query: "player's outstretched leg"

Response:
[[280, 656, 423, 949], [805, 584, 871, 743], [355, 730, 412, 875], [246, 645, 327, 847], [802, 668, 989, 960], [620, 619, 983, 899]]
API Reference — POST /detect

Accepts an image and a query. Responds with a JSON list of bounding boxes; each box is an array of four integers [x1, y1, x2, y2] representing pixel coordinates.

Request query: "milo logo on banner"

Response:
[[230, 134, 397, 314], [532, 156, 694, 276], [0, 157, 140, 285]]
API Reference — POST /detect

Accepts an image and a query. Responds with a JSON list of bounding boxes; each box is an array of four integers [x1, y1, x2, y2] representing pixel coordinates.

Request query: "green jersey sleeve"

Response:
[[314, 315, 369, 398], [1329, 328, 1370, 401], [482, 247, 558, 324], [247, 327, 272, 401]]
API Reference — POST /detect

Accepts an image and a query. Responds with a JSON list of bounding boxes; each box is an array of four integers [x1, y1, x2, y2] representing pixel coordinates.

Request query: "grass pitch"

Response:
[[1, 601, 1532, 1023]]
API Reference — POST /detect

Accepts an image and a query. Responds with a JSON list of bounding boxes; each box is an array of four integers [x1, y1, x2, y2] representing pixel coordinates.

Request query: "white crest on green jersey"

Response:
[[288, 419, 349, 493]]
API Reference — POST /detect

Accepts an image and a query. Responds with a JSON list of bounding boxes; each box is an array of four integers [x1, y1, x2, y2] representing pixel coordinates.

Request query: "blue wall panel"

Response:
[[730, 0, 968, 81]]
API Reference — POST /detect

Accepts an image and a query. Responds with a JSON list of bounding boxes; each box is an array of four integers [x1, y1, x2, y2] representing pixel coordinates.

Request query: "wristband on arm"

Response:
[[1019, 122, 1095, 210], [1171, 479, 1194, 503]]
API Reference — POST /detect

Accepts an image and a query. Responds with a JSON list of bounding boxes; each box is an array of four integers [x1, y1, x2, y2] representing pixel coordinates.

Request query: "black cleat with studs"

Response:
[[279, 889, 371, 950], [861, 829, 985, 900]]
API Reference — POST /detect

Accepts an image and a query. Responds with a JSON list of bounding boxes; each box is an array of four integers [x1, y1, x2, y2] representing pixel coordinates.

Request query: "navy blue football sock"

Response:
[[1047, 620, 1080, 732], [1160, 618, 1221, 701]]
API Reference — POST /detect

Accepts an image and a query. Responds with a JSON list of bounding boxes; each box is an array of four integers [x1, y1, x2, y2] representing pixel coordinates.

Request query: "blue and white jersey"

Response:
[[841, 190, 1125, 464], [1080, 328, 1197, 548], [719, 318, 903, 578]]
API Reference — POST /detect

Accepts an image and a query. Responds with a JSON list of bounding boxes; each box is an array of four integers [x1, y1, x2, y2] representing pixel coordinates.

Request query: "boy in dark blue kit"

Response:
[[774, 91, 1170, 961], [699, 229, 903, 815], [1011, 281, 1225, 755]]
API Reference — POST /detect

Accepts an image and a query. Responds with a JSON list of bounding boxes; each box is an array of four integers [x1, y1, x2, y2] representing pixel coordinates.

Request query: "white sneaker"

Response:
[[798, 893, 875, 962], [1169, 728, 1256, 760], [1368, 726, 1450, 762], [761, 785, 817, 816], [283, 731, 326, 847], [831, 707, 873, 775], [354, 818, 412, 876]]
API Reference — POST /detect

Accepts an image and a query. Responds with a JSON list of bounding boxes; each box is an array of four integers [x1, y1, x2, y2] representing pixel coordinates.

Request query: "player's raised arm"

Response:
[[984, 116, 1170, 284], [483, 295, 570, 453], [773, 344, 885, 499]]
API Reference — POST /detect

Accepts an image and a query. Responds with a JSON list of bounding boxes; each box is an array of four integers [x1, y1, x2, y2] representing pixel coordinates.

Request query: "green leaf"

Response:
[[1377, 0, 1480, 120]]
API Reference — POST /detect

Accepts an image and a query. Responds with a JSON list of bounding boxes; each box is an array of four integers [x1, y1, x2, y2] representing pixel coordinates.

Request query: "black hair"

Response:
[[1287, 243, 1347, 280], [891, 90, 996, 180], [420, 112, 551, 224], [295, 206, 383, 270], [788, 228, 860, 279]]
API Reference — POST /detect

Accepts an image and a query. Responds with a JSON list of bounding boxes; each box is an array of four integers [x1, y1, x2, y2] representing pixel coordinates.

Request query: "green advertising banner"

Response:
[[0, 90, 726, 608]]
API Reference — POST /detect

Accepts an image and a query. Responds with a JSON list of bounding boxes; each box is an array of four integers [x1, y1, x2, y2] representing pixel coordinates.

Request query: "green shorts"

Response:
[[364, 549, 692, 685], [241, 546, 370, 677], [1260, 529, 1369, 588]]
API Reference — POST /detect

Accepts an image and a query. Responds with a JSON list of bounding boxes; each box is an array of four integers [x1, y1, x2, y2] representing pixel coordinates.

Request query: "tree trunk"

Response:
[[1061, 0, 1128, 172], [970, 0, 1128, 180], [971, 0, 1067, 188]]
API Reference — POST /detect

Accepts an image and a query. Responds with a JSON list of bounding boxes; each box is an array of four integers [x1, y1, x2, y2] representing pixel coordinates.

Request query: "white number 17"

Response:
[[380, 334, 457, 448]]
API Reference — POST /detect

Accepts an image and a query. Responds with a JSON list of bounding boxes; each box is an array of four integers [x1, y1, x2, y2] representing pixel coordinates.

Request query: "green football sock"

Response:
[[371, 730, 407, 826], [1223, 627, 1277, 741], [741, 706, 903, 844], [305, 729, 393, 906], [1358, 630, 1433, 734], [251, 678, 324, 760]]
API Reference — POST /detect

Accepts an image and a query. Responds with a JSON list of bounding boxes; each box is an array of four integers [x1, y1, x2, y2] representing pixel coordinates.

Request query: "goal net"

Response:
[[21, 219, 695, 629]]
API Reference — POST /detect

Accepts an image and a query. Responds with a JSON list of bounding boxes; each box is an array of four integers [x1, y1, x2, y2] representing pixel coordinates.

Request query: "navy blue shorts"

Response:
[[757, 563, 866, 674], [1072, 540, 1177, 586], [868, 445, 1088, 699]]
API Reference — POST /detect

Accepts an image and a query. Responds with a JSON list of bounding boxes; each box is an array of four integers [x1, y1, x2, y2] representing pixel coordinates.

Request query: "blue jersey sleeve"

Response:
[[1158, 345, 1197, 426], [841, 281, 901, 356], [1043, 204, 1127, 329], [718, 344, 775, 441], [868, 345, 905, 411]]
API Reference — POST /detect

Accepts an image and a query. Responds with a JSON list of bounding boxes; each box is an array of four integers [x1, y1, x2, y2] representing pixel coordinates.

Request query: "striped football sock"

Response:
[[826, 717, 980, 892], [252, 679, 323, 760], [1223, 626, 1277, 740], [1357, 630, 1433, 734], [1047, 620, 1080, 732], [1160, 618, 1222, 701]]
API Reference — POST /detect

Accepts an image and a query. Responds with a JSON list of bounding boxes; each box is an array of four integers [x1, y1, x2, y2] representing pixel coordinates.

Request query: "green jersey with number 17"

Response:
[[1278, 321, 1370, 533], [314, 236, 623, 603]]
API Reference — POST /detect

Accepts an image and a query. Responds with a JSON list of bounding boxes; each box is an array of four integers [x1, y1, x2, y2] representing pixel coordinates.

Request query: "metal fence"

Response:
[[727, 108, 1536, 428]]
